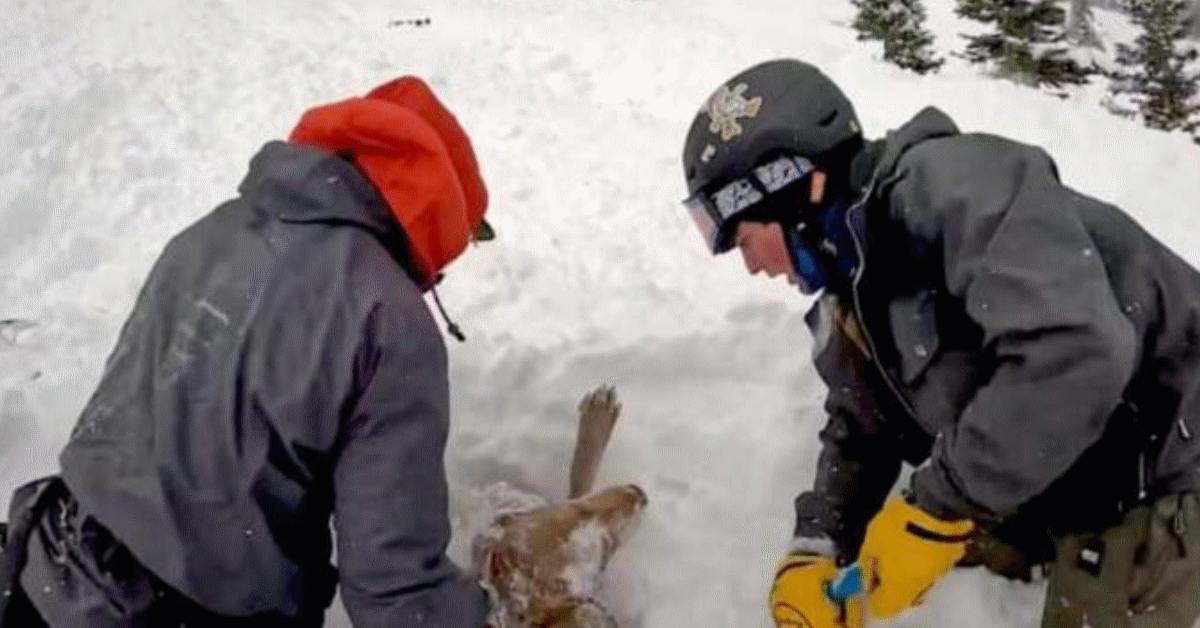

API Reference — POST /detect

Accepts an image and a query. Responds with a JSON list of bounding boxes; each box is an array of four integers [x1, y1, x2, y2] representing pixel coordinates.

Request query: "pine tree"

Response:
[[853, 0, 896, 39], [1066, 0, 1103, 47], [958, 0, 1002, 22], [957, 0, 1095, 87], [1107, 0, 1200, 137], [852, 0, 945, 74]]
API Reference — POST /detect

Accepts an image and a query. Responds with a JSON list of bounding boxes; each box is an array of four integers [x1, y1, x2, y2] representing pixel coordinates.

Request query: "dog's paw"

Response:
[[578, 385, 620, 424], [570, 385, 622, 498]]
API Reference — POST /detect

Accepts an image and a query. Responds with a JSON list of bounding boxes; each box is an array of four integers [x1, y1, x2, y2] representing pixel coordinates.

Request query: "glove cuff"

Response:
[[787, 535, 836, 557], [897, 495, 975, 542]]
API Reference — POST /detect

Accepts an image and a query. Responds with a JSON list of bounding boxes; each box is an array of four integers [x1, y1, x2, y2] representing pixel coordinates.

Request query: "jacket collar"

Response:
[[844, 106, 961, 248]]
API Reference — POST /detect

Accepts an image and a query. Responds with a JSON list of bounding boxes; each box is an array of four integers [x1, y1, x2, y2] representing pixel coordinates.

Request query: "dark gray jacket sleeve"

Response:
[[795, 297, 902, 561], [333, 288, 489, 628], [893, 136, 1138, 522]]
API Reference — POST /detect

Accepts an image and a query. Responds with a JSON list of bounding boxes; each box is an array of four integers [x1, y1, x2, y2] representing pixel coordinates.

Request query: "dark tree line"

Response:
[[849, 0, 1199, 141]]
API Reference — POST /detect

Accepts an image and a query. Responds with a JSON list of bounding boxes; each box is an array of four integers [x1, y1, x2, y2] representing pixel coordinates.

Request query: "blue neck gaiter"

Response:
[[784, 197, 854, 294]]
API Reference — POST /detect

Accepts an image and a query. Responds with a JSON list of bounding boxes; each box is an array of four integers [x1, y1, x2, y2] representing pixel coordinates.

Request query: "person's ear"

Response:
[[810, 170, 827, 205]]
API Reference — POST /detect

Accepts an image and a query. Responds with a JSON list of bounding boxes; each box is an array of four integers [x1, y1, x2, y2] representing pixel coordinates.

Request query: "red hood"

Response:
[[289, 76, 488, 285]]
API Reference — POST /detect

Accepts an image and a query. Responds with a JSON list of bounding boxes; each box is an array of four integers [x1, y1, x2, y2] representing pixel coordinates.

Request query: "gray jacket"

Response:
[[56, 141, 488, 626], [795, 108, 1200, 558]]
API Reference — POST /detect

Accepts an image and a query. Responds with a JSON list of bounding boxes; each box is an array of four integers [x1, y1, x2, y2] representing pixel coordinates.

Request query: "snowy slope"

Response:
[[2, 1, 1199, 627]]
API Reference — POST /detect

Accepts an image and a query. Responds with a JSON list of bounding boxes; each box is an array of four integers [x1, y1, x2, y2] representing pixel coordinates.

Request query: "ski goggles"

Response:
[[682, 154, 816, 253]]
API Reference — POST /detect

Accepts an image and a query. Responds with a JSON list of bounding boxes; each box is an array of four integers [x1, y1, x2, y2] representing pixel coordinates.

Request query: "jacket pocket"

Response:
[[889, 289, 940, 385]]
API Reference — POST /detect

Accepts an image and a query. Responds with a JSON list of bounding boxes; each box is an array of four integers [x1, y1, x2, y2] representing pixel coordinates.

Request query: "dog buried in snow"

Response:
[[469, 385, 647, 628]]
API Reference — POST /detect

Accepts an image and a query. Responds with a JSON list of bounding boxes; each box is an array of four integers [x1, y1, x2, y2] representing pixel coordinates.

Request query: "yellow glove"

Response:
[[858, 495, 975, 619], [770, 553, 863, 628]]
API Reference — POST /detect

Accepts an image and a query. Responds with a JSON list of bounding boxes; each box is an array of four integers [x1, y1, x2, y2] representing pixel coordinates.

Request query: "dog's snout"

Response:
[[623, 484, 648, 507]]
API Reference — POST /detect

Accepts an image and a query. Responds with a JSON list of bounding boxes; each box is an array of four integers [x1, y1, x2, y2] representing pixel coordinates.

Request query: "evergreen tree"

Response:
[[957, 0, 1095, 87], [1066, 0, 1103, 47], [853, 0, 896, 39], [852, 0, 945, 74], [958, 0, 1002, 22], [1108, 0, 1200, 137]]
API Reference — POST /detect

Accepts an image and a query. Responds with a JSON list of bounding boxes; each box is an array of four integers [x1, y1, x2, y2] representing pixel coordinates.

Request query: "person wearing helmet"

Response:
[[0, 77, 506, 628], [681, 59, 1200, 628]]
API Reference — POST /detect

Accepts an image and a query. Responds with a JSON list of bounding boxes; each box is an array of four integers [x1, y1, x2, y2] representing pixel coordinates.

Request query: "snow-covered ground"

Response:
[[2, 1, 1198, 627]]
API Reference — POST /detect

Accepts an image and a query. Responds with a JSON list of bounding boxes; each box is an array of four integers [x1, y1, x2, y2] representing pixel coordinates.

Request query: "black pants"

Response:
[[1, 479, 324, 628], [1, 508, 50, 628], [2, 583, 47, 627]]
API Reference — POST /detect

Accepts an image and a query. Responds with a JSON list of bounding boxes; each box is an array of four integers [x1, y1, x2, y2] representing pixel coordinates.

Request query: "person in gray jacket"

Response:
[[679, 59, 1200, 628], [0, 76, 501, 627]]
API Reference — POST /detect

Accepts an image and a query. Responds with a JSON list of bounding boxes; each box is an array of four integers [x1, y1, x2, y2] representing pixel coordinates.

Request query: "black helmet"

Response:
[[679, 59, 863, 254], [682, 59, 862, 198]]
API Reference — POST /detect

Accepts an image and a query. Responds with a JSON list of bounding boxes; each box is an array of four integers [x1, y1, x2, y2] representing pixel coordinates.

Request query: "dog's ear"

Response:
[[568, 385, 621, 499]]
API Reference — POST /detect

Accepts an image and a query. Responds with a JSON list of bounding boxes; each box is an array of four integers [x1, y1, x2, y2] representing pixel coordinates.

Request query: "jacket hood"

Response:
[[874, 106, 960, 180], [288, 76, 488, 285]]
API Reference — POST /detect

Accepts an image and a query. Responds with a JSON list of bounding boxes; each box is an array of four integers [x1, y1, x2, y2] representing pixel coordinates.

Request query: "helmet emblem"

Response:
[[705, 83, 762, 142]]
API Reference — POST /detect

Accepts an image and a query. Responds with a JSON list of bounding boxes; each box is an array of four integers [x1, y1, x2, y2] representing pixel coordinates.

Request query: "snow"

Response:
[[2, 0, 1199, 627], [562, 520, 610, 598]]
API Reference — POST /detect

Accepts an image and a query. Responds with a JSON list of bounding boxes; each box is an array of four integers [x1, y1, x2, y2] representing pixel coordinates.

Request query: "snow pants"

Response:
[[1042, 493, 1200, 628]]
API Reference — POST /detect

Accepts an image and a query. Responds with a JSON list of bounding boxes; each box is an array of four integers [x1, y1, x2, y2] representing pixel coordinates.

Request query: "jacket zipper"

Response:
[[843, 179, 920, 423]]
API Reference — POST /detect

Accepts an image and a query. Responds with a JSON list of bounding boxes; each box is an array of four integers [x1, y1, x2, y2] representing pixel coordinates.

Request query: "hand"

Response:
[[770, 553, 863, 628], [858, 494, 975, 618]]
